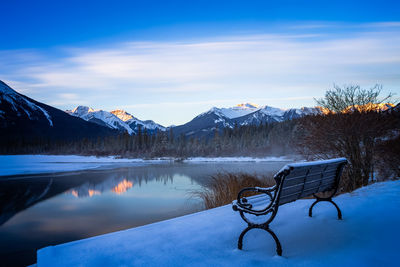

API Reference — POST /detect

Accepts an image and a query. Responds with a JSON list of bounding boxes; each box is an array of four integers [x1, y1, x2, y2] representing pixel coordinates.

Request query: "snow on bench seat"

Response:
[[37, 180, 400, 267]]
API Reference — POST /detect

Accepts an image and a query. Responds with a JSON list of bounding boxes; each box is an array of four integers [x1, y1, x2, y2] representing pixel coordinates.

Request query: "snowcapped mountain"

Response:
[[236, 106, 321, 126], [172, 103, 321, 138], [174, 101, 394, 139], [171, 103, 262, 137], [110, 109, 166, 133], [0, 81, 117, 142], [218, 103, 260, 119], [0, 80, 53, 126], [172, 107, 234, 138], [66, 107, 165, 135], [67, 106, 134, 135]]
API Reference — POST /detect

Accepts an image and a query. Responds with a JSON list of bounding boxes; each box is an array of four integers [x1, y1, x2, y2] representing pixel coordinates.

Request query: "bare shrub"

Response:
[[197, 172, 275, 209], [376, 135, 400, 179], [315, 84, 393, 113], [296, 84, 397, 192]]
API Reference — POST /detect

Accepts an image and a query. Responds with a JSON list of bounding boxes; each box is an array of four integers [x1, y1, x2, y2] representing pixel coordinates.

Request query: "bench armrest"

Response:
[[233, 185, 277, 212]]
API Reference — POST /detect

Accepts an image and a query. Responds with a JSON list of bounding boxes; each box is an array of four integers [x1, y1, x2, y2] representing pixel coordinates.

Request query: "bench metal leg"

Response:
[[238, 225, 252, 250], [238, 225, 282, 256], [266, 227, 283, 256], [309, 197, 342, 220]]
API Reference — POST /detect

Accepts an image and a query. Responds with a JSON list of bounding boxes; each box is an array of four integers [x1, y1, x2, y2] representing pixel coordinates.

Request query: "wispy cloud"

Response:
[[1, 23, 400, 125], [118, 96, 316, 110], [363, 22, 400, 28]]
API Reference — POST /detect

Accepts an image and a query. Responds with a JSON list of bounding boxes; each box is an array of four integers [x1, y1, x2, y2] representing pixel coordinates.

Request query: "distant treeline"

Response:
[[0, 119, 300, 157]]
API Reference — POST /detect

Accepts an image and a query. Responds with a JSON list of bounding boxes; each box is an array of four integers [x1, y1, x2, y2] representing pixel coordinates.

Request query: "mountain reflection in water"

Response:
[[69, 178, 133, 198], [0, 161, 286, 266], [1, 163, 210, 226]]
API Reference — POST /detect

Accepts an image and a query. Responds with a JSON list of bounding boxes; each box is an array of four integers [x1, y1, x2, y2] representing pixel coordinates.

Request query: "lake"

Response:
[[0, 161, 288, 266]]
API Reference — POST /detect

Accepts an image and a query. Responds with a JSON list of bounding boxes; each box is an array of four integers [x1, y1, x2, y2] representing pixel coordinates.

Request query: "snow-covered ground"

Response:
[[37, 180, 400, 266], [0, 155, 149, 176], [184, 156, 292, 162], [0, 155, 293, 177]]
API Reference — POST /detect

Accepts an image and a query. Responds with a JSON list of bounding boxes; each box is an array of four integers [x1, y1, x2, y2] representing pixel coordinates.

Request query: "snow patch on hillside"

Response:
[[35, 105, 53, 126]]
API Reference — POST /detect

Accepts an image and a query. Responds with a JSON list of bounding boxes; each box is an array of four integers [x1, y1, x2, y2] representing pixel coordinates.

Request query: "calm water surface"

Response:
[[0, 161, 287, 266]]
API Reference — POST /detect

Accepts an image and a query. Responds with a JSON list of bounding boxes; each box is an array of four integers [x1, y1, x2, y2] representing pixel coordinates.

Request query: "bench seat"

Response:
[[232, 158, 347, 256]]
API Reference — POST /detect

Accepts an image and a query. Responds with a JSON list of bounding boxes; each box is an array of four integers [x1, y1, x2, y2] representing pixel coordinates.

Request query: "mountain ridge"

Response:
[[172, 103, 322, 138], [65, 102, 322, 138], [66, 106, 135, 135], [0, 81, 119, 143], [3, 81, 394, 142], [66, 106, 166, 134]]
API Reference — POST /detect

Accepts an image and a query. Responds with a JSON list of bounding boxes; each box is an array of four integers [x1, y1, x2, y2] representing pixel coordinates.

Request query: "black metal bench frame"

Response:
[[232, 158, 347, 256]]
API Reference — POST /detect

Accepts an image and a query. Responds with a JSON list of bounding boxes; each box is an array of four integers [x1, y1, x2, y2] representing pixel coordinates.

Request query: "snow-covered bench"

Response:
[[232, 158, 348, 256]]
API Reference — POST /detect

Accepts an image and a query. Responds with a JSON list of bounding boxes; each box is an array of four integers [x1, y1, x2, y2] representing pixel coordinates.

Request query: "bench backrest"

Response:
[[274, 158, 347, 205]]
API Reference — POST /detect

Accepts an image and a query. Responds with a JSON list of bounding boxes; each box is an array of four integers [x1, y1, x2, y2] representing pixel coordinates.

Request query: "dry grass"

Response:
[[196, 172, 275, 209]]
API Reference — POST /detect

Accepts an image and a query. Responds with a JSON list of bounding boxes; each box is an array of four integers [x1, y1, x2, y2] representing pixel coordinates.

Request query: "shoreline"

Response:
[[0, 154, 296, 177]]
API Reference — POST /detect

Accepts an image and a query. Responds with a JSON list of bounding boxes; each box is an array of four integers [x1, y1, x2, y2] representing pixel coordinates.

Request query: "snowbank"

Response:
[[0, 155, 149, 176], [184, 156, 293, 162], [37, 180, 400, 266], [0, 155, 293, 177]]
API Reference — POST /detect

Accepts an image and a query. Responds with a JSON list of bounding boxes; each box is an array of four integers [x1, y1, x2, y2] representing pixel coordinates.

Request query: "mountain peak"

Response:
[[67, 106, 134, 134], [235, 103, 259, 109], [260, 106, 286, 116], [199, 107, 225, 118], [219, 103, 260, 119], [66, 106, 165, 134], [110, 109, 135, 122], [71, 106, 95, 115]]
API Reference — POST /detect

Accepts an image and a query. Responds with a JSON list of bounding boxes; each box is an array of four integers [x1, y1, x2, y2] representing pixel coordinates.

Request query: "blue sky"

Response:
[[1, 0, 400, 126]]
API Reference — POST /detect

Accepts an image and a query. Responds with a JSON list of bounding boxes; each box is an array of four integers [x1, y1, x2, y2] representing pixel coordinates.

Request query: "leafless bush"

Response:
[[196, 172, 275, 209], [376, 135, 400, 179], [296, 84, 397, 192]]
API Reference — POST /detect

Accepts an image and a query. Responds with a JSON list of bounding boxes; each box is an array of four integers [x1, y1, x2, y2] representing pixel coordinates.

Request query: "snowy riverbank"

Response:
[[0, 155, 293, 177], [36, 180, 400, 266]]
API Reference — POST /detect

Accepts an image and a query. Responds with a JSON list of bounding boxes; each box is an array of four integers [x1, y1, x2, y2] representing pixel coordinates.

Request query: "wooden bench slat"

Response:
[[282, 176, 335, 190], [281, 174, 336, 194], [284, 177, 336, 197], [284, 166, 338, 181], [280, 183, 304, 197]]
